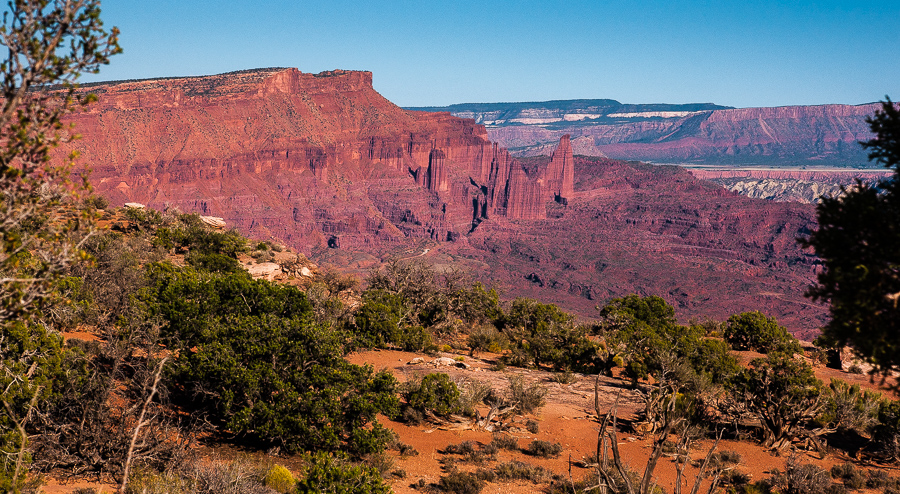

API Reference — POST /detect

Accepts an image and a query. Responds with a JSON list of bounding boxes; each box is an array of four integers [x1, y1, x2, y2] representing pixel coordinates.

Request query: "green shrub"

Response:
[[0, 321, 70, 492], [185, 251, 242, 273], [124, 206, 166, 232], [147, 264, 398, 455], [467, 326, 508, 355], [596, 295, 739, 388], [500, 298, 598, 372], [297, 452, 390, 494], [874, 400, 900, 460], [403, 373, 460, 418], [724, 311, 802, 354], [728, 353, 823, 450], [816, 379, 882, 434], [82, 195, 109, 210], [353, 290, 408, 349], [597, 294, 677, 330]]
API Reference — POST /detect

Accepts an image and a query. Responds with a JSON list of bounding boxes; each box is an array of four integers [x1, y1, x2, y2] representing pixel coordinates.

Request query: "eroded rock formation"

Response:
[[65, 68, 826, 335], [690, 168, 893, 203], [421, 100, 878, 166], [66, 68, 575, 249]]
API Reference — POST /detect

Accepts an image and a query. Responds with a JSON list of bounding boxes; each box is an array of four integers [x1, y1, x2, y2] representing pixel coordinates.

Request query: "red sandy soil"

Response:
[[348, 349, 899, 494], [39, 347, 898, 493]]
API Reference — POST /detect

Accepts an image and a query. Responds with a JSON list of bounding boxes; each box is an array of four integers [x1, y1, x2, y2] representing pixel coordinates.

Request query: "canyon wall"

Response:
[[65, 69, 827, 335], [67, 68, 574, 250], [418, 100, 879, 166]]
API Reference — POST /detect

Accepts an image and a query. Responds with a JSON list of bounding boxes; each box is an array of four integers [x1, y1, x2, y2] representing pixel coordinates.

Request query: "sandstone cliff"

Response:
[[67, 68, 574, 250], [422, 100, 878, 166], [67, 69, 826, 335]]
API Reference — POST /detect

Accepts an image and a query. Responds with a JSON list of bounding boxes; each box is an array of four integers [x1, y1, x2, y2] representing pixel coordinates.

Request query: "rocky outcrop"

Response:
[[426, 100, 880, 166], [65, 69, 830, 335], [544, 134, 574, 203], [687, 168, 891, 182], [64, 68, 573, 249], [463, 155, 828, 338], [504, 166, 545, 220], [426, 149, 448, 192], [689, 168, 893, 204]]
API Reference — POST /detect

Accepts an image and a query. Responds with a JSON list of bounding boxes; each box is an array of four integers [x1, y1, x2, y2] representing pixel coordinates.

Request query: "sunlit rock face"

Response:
[[67, 68, 575, 249], [427, 101, 878, 166], [67, 68, 827, 336]]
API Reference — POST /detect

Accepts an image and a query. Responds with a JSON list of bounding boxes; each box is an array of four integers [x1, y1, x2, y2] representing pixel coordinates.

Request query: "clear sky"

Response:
[[83, 0, 900, 109]]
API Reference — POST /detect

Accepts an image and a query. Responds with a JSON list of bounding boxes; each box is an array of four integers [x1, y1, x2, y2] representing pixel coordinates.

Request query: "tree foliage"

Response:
[[728, 353, 824, 450], [723, 311, 801, 354], [297, 452, 391, 494], [402, 372, 460, 418], [364, 260, 501, 336], [145, 264, 399, 455], [0, 0, 120, 325], [801, 98, 900, 383], [0, 0, 119, 488]]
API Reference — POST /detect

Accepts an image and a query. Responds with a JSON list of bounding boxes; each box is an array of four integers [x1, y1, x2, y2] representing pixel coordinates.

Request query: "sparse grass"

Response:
[[443, 440, 477, 456], [832, 463, 866, 490], [454, 378, 494, 417], [491, 434, 519, 451], [865, 469, 900, 490], [767, 458, 837, 494], [397, 442, 419, 457], [437, 471, 485, 494], [494, 460, 553, 484], [551, 370, 577, 384], [442, 440, 497, 464], [524, 440, 563, 458], [508, 375, 548, 414], [365, 451, 396, 476]]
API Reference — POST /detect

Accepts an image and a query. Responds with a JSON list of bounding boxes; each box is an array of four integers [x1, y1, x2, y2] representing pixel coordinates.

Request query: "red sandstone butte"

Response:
[[66, 68, 574, 249], [64, 68, 826, 335]]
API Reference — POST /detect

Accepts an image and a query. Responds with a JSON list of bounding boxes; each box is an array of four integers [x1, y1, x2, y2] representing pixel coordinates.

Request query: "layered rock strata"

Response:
[[66, 68, 574, 249], [64, 68, 826, 335], [424, 100, 879, 166]]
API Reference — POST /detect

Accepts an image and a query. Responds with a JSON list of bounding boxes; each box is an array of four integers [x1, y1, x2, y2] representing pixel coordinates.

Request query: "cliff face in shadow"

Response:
[[68, 69, 826, 335]]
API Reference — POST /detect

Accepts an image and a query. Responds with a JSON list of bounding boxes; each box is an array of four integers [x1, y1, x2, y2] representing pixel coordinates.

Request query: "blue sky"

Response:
[[85, 1, 899, 108]]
